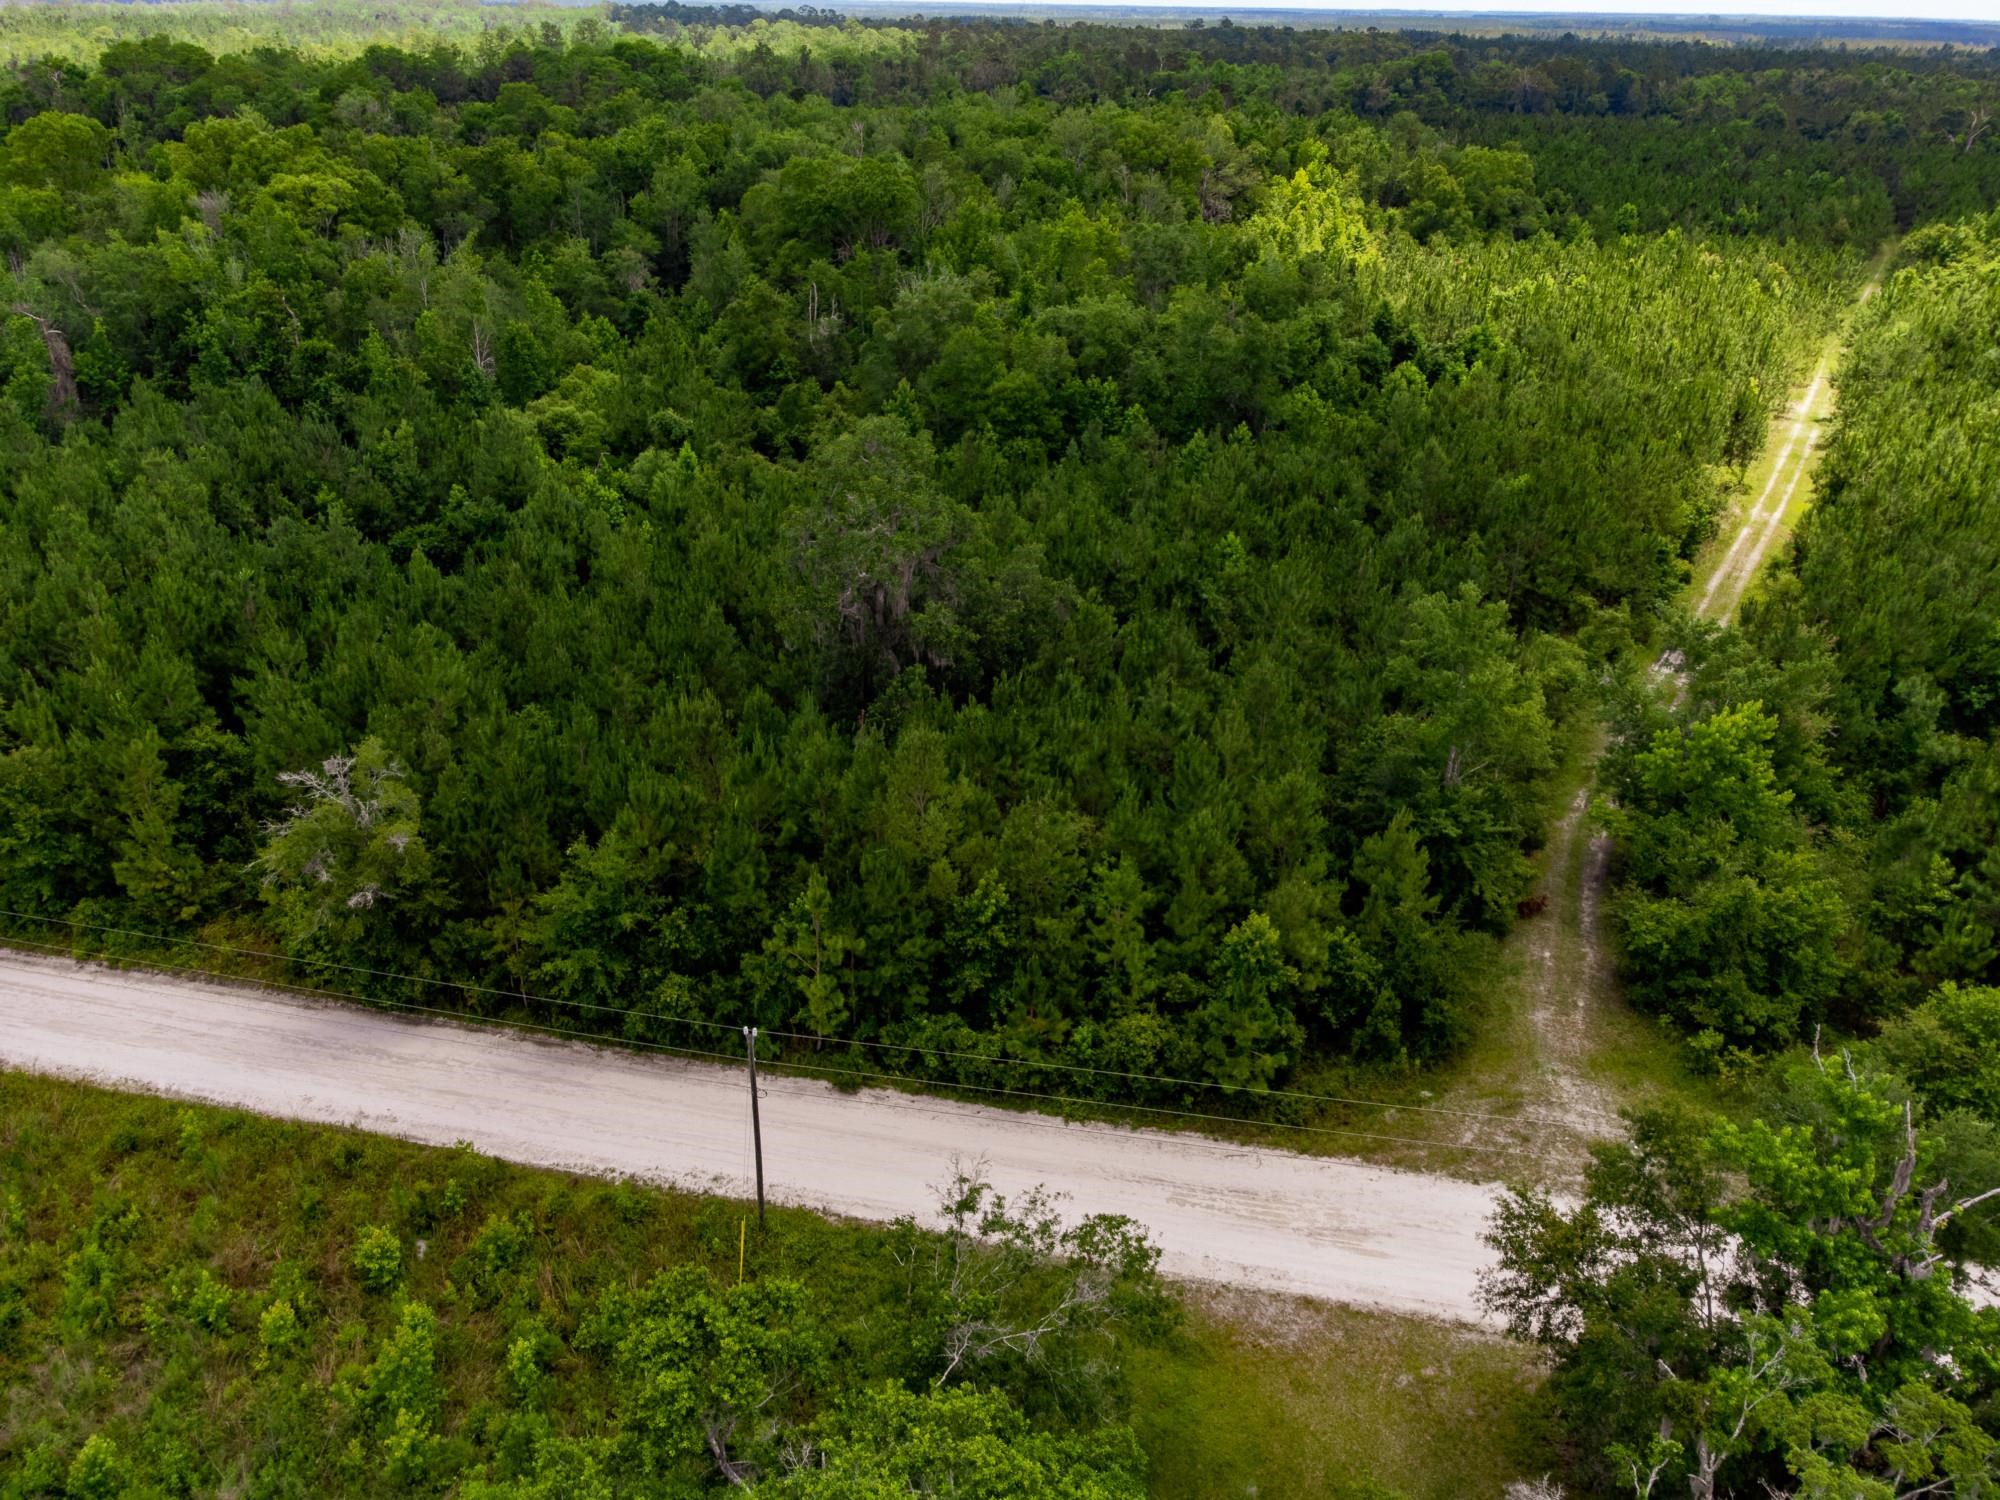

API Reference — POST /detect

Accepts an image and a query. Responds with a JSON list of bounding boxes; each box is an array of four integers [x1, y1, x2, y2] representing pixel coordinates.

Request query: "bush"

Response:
[[1875, 984, 2000, 1119], [349, 1300, 445, 1484], [66, 1435, 125, 1500], [259, 1298, 302, 1365], [353, 1225, 403, 1293], [178, 1267, 232, 1332]]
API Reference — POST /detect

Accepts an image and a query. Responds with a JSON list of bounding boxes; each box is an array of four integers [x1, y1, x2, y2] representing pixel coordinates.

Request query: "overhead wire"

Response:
[[2, 930, 1546, 1160], [0, 907, 742, 1037], [0, 907, 1596, 1137], [751, 1020, 1618, 1126]]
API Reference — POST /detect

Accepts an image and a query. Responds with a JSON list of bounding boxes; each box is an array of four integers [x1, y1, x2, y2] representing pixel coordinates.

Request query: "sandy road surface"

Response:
[[1696, 371, 1828, 625], [0, 949, 1503, 1324], [1694, 268, 1882, 630]]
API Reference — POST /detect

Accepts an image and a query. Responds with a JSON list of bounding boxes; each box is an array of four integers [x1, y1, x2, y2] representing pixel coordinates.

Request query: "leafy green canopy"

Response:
[[1484, 1069, 2000, 1499], [0, 23, 1850, 1097], [1603, 214, 2000, 1058]]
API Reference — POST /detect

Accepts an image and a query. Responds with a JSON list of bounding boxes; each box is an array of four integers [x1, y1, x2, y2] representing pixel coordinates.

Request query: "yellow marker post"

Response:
[[738, 1216, 746, 1284]]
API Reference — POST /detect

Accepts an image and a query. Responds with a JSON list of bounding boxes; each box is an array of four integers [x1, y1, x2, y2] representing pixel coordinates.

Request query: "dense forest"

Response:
[[1603, 220, 2000, 1056], [1, 9, 1914, 1108], [5, 3, 2000, 1498]]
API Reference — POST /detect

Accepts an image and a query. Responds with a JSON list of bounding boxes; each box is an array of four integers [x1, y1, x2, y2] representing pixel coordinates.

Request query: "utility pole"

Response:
[[743, 1026, 766, 1229]]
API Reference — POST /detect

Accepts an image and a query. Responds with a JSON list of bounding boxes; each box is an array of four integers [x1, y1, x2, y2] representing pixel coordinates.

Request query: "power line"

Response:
[[0, 906, 741, 1034], [0, 934, 749, 1068], [0, 932, 1548, 1159], [754, 1020, 1618, 1127], [4, 931, 1458, 1166], [0, 906, 1605, 1130]]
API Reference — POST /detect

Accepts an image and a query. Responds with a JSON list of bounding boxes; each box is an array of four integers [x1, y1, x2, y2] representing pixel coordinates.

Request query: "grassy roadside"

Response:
[[0, 1069, 1546, 1498], [1131, 1287, 1544, 1500]]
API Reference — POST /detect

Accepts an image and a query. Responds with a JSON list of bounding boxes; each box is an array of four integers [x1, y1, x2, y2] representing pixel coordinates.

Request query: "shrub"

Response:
[[470, 1212, 529, 1278], [67, 1435, 126, 1500], [354, 1225, 403, 1293], [259, 1298, 302, 1365], [60, 1241, 119, 1334], [179, 1267, 232, 1332]]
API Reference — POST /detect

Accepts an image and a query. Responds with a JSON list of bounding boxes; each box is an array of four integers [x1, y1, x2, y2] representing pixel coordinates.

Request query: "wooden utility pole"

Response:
[[743, 1026, 766, 1229]]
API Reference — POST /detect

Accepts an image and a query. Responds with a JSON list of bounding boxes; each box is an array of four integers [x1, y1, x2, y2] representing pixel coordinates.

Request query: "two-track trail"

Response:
[[1425, 263, 1885, 1172], [1693, 267, 1879, 629]]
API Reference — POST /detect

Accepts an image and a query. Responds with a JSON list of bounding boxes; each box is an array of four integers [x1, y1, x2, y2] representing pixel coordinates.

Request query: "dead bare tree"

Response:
[[256, 746, 420, 917], [704, 1417, 756, 1490], [1964, 106, 1992, 155], [891, 1156, 1169, 1406], [9, 305, 77, 423], [271, 753, 400, 832], [1831, 1100, 2000, 1282]]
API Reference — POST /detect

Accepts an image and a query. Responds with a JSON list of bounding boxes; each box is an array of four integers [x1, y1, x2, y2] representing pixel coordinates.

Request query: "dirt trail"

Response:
[[1479, 271, 1883, 1166], [1695, 264, 1882, 629], [1524, 789, 1622, 1132], [1428, 775, 1625, 1172], [1696, 371, 1829, 624], [0, 948, 1504, 1324]]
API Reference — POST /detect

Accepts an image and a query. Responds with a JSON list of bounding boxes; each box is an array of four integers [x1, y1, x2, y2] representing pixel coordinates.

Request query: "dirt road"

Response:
[[1462, 272, 1887, 1168], [0, 949, 1503, 1324], [1694, 265, 1882, 628]]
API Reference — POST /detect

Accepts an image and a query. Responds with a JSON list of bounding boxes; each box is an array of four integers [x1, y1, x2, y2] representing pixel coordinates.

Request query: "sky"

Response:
[[981, 0, 1999, 18]]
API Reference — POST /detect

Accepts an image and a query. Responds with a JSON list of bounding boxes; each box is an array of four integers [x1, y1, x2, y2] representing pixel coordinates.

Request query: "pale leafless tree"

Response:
[[1825, 1098, 2000, 1283], [8, 305, 76, 422], [892, 1156, 1164, 1396], [1964, 106, 1992, 155], [260, 751, 414, 910]]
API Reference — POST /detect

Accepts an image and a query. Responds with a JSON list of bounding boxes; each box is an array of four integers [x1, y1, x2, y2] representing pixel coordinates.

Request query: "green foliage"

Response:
[[256, 739, 431, 957], [174, 1265, 231, 1332], [352, 1224, 403, 1293], [344, 1300, 446, 1486], [891, 1159, 1174, 1421], [258, 1296, 302, 1366], [1607, 702, 1846, 1048], [765, 1384, 1146, 1499], [760, 867, 862, 1040], [1606, 213, 2000, 1056], [1483, 1071, 2000, 1499], [0, 1074, 1191, 1498], [1875, 984, 2000, 1121], [502, 1325, 554, 1409], [64, 1436, 124, 1500], [0, 13, 1879, 1110], [0, 1, 605, 64], [586, 1265, 824, 1481]]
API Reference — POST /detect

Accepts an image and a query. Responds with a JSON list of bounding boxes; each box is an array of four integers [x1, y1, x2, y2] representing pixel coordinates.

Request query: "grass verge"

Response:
[[0, 1069, 1545, 1497], [1130, 1288, 1545, 1500]]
